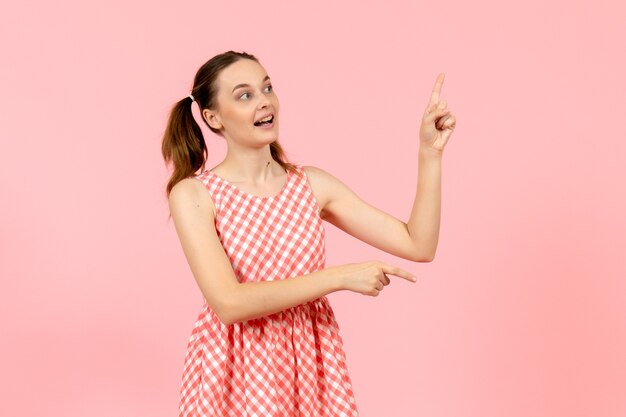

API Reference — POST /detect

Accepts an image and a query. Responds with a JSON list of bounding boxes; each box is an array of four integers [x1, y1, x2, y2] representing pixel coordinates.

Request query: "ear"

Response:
[[202, 109, 222, 130]]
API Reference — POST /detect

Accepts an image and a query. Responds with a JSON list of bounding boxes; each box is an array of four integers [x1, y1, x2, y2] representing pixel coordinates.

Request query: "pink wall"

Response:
[[1, 1, 625, 416]]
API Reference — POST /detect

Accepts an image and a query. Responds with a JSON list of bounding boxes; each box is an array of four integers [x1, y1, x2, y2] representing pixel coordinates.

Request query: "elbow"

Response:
[[208, 303, 231, 326], [423, 251, 436, 262], [409, 238, 436, 262], [217, 308, 235, 326], [215, 302, 235, 326], [204, 291, 237, 327], [412, 251, 435, 263], [217, 311, 232, 326], [414, 256, 434, 263], [222, 312, 246, 326], [216, 287, 240, 326]]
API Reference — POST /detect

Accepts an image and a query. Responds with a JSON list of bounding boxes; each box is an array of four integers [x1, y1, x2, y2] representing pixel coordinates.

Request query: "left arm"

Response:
[[304, 72, 455, 263], [303, 164, 436, 263]]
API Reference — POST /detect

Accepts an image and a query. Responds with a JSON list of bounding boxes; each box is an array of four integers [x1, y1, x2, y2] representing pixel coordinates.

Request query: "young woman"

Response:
[[162, 50, 456, 416]]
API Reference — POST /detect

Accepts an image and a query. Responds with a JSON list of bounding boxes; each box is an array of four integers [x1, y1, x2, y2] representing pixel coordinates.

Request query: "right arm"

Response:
[[229, 267, 344, 324], [168, 178, 345, 326]]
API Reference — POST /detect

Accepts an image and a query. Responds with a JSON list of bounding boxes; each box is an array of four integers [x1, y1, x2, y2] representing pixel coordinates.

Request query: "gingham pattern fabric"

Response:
[[178, 164, 360, 417]]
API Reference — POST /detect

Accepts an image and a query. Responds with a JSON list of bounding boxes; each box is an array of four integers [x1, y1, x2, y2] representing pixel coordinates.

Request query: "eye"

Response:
[[238, 84, 272, 100]]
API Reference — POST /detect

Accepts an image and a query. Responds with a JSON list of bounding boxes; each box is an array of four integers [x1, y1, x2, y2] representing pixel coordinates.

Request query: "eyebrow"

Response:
[[232, 75, 271, 93]]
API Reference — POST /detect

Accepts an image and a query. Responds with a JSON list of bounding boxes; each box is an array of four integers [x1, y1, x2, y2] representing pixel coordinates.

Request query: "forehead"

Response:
[[217, 59, 267, 89]]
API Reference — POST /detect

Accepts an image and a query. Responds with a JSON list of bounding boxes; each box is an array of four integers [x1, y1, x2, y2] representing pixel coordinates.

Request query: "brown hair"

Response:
[[161, 50, 299, 199]]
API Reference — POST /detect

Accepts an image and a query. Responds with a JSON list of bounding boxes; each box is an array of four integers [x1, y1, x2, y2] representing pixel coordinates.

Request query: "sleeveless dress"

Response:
[[178, 164, 360, 417]]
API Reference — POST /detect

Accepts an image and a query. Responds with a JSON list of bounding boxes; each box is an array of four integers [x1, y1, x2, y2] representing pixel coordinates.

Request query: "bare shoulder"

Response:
[[301, 165, 352, 219], [168, 177, 216, 219]]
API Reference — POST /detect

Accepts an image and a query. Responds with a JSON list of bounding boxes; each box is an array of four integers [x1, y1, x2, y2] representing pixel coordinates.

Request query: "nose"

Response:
[[257, 94, 271, 110]]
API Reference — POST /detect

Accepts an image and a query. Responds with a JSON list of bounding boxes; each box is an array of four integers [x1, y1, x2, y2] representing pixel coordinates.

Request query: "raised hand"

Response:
[[419, 73, 457, 154]]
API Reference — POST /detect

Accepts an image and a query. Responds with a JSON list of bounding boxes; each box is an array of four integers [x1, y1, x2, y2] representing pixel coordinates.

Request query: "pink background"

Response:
[[1, 1, 625, 416]]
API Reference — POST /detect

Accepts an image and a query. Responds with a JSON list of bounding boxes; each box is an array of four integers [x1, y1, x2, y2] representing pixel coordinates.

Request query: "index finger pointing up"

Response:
[[430, 73, 445, 105]]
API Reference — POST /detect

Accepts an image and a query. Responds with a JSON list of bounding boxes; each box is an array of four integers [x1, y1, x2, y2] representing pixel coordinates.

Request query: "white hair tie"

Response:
[[188, 93, 194, 101]]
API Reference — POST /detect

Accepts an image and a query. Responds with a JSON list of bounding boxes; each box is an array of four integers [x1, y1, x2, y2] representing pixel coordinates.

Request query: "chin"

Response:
[[256, 129, 279, 142], [249, 133, 279, 147]]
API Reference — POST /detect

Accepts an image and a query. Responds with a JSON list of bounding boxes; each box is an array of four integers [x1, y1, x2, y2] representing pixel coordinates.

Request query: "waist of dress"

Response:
[[200, 296, 332, 324]]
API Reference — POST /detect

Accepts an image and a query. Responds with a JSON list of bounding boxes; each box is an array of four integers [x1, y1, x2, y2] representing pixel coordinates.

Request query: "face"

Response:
[[203, 59, 280, 146]]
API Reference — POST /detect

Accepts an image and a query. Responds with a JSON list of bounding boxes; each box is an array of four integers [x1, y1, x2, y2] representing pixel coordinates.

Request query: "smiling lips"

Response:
[[254, 114, 275, 128]]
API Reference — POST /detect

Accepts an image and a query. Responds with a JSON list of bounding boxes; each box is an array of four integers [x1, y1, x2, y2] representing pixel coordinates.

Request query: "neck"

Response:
[[220, 145, 284, 182]]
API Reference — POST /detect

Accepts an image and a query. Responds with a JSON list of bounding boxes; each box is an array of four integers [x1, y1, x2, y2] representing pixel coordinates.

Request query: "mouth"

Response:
[[253, 114, 275, 128]]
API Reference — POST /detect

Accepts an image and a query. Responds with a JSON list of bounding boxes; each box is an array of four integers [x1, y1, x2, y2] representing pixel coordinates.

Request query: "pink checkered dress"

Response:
[[178, 164, 360, 417]]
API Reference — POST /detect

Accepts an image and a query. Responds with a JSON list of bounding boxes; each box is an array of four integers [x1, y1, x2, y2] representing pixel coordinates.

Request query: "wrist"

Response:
[[323, 265, 345, 293], [419, 146, 443, 160]]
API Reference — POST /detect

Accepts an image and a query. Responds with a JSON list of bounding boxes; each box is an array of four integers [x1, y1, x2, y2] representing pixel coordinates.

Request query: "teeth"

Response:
[[258, 115, 272, 123]]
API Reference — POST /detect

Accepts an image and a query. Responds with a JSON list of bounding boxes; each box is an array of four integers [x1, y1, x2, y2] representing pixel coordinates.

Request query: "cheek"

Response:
[[224, 110, 251, 128]]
